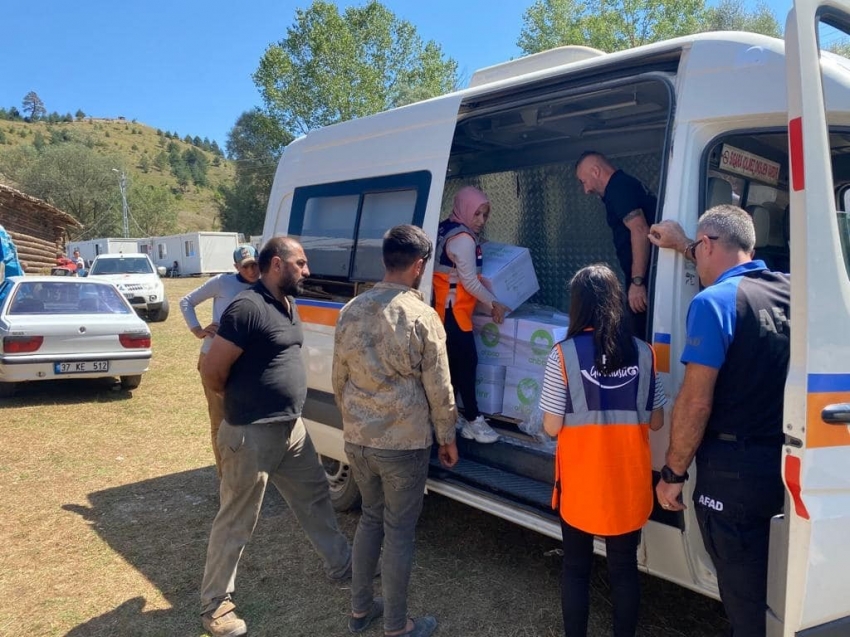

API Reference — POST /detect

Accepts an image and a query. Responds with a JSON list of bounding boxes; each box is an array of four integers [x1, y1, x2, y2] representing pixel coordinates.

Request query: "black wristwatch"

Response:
[[630, 276, 645, 287], [660, 464, 689, 484]]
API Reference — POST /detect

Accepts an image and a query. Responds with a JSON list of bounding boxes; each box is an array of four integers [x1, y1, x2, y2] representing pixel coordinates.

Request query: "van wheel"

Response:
[[148, 299, 169, 323], [321, 455, 361, 511], [0, 382, 16, 398], [120, 375, 143, 390]]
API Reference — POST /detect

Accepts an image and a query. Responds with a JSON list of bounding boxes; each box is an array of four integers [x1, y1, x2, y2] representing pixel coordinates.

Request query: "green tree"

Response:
[[22, 91, 47, 121], [253, 0, 458, 135], [182, 147, 209, 187], [517, 0, 707, 53], [127, 183, 178, 235], [139, 154, 151, 173], [75, 109, 86, 120], [829, 40, 850, 57], [153, 151, 169, 171], [0, 143, 123, 235], [701, 0, 781, 36], [218, 109, 293, 235], [33, 132, 46, 152]]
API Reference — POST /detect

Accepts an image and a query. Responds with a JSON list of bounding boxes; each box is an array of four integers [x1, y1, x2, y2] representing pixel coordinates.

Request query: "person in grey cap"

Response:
[[179, 243, 260, 477]]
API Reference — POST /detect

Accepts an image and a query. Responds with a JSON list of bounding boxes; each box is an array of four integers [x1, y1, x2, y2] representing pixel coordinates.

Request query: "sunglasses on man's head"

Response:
[[685, 235, 720, 260]]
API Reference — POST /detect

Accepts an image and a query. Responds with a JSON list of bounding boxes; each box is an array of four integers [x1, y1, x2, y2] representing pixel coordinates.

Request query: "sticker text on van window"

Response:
[[719, 144, 781, 185]]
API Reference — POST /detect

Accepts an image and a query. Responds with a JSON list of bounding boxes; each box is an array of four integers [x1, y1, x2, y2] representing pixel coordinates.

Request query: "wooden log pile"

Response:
[[7, 230, 62, 273], [0, 183, 83, 274]]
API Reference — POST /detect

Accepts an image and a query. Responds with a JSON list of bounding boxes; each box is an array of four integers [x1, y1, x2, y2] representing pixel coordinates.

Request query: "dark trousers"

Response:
[[560, 519, 641, 637], [445, 307, 479, 419], [345, 443, 430, 633], [695, 505, 772, 637], [694, 451, 783, 637]]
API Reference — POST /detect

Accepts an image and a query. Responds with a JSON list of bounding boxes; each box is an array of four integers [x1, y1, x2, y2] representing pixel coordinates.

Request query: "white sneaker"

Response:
[[459, 415, 499, 444]]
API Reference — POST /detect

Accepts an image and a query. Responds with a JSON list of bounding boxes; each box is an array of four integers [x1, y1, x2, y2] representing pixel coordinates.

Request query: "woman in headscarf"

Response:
[[540, 264, 666, 637], [432, 186, 510, 444]]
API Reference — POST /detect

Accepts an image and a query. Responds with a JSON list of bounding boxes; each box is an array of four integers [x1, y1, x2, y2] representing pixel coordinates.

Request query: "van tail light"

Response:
[[119, 333, 151, 349], [3, 336, 44, 353]]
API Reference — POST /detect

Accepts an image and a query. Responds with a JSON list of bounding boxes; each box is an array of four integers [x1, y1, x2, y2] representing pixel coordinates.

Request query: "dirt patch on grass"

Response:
[[0, 278, 729, 637]]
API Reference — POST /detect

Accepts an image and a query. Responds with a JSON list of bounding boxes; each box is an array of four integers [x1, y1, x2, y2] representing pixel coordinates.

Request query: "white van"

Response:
[[262, 2, 850, 633]]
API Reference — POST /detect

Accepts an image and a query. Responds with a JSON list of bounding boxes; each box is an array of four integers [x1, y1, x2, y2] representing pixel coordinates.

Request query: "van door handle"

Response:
[[821, 403, 850, 424]]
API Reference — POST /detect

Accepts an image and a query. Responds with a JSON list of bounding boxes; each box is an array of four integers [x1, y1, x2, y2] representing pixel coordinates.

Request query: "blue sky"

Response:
[[0, 0, 794, 151]]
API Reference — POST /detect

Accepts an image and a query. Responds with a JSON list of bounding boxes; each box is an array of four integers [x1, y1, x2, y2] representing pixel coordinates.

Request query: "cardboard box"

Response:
[[472, 313, 516, 365], [480, 242, 539, 311], [457, 364, 506, 414], [502, 366, 545, 421], [513, 315, 569, 372]]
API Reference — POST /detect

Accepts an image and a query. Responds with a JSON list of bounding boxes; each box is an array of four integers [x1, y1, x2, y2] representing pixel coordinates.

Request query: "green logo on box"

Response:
[[480, 322, 500, 348], [517, 378, 540, 405], [530, 329, 554, 356]]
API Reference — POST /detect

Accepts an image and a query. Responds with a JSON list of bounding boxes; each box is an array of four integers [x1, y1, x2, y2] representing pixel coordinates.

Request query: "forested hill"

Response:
[[0, 116, 234, 236]]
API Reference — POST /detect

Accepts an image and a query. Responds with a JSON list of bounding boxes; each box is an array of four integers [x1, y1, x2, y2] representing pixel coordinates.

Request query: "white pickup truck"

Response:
[[87, 253, 169, 322]]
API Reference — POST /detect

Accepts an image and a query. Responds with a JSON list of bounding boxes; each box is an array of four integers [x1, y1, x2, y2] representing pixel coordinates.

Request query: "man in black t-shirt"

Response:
[[575, 151, 658, 337], [198, 236, 351, 637]]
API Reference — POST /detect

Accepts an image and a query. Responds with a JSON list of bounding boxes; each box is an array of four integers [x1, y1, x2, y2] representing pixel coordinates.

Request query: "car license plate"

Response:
[[54, 361, 110, 374]]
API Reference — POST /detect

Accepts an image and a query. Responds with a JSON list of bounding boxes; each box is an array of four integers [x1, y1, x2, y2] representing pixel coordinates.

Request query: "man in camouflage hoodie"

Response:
[[333, 224, 458, 637]]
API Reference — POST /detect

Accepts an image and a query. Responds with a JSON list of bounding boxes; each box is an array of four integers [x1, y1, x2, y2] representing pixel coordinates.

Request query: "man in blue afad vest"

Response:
[[650, 205, 790, 637]]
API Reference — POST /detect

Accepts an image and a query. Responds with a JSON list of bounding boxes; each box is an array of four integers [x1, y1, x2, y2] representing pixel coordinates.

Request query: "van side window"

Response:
[[300, 195, 360, 278], [289, 171, 431, 300], [704, 135, 790, 273], [353, 190, 418, 281]]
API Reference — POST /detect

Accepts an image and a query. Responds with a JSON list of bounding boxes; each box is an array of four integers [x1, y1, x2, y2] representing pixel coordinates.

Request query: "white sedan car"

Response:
[[0, 276, 152, 398]]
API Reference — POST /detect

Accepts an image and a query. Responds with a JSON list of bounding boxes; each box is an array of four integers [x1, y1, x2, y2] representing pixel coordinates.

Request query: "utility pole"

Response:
[[112, 168, 129, 238]]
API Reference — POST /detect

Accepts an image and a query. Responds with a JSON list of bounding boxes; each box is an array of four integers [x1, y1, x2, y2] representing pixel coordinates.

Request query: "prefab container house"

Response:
[[145, 232, 239, 276], [67, 238, 144, 265]]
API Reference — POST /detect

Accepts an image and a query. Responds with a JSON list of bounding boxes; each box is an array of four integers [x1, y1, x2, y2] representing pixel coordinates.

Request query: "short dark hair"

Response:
[[575, 150, 606, 173], [382, 225, 432, 272], [258, 236, 300, 274]]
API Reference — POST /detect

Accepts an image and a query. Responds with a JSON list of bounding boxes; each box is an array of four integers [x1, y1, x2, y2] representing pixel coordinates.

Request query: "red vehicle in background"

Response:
[[50, 256, 78, 277]]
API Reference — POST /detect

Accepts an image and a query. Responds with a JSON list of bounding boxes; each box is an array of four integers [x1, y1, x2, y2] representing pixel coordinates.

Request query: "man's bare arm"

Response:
[[624, 209, 651, 279], [200, 336, 244, 395]]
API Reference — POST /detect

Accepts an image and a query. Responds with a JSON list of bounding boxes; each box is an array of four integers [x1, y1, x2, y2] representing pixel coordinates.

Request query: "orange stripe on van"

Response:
[[297, 303, 341, 327], [805, 391, 850, 449], [653, 343, 670, 374], [652, 334, 671, 374]]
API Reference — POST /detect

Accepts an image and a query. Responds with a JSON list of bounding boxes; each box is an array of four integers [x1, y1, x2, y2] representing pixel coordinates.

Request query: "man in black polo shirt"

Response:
[[198, 236, 351, 637], [575, 151, 658, 338]]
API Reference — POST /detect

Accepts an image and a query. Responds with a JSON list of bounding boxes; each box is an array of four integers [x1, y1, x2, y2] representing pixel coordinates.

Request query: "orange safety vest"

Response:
[[432, 219, 483, 332], [551, 335, 656, 536]]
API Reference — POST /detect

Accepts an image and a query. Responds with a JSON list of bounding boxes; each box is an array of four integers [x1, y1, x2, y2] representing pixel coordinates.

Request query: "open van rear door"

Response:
[[776, 1, 850, 634]]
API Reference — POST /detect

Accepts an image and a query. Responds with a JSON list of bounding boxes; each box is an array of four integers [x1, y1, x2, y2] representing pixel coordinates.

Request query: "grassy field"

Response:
[[0, 278, 730, 637]]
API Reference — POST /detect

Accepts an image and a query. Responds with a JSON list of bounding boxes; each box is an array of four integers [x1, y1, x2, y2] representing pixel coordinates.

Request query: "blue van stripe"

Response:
[[296, 298, 345, 309], [653, 332, 671, 344], [808, 374, 850, 393]]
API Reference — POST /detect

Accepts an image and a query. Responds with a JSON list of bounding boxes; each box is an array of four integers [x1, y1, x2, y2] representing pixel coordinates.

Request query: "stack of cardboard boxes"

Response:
[[473, 310, 569, 421], [459, 241, 570, 423]]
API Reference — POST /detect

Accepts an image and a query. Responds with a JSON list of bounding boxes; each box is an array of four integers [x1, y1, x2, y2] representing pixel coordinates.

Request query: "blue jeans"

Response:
[[345, 442, 430, 633], [560, 519, 642, 637]]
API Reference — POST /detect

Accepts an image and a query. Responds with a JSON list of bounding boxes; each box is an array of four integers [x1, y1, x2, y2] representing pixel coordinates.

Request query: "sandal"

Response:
[[349, 597, 384, 634]]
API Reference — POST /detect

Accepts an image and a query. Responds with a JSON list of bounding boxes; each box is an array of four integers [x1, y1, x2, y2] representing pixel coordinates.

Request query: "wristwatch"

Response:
[[660, 464, 689, 484], [630, 276, 645, 286]]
